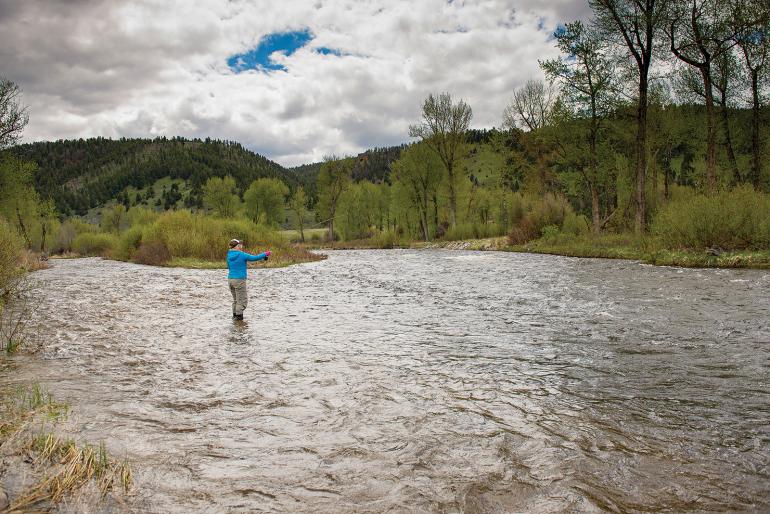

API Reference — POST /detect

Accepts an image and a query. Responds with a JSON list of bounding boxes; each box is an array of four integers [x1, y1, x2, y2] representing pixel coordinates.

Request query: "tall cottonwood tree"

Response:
[[590, 0, 669, 233], [666, 0, 742, 192], [733, 0, 770, 189], [409, 92, 472, 228], [541, 21, 616, 233], [316, 156, 352, 241], [391, 143, 443, 241]]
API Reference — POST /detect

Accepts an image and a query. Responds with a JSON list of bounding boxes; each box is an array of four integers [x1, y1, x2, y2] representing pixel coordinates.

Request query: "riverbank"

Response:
[[0, 383, 131, 511], [308, 235, 770, 269]]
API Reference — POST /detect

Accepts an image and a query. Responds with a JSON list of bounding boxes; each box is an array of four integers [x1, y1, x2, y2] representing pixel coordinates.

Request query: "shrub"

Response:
[[72, 233, 119, 257], [0, 218, 23, 297], [127, 206, 159, 227], [561, 212, 591, 236], [373, 229, 401, 248], [52, 219, 98, 254], [133, 241, 171, 266], [115, 225, 145, 261], [540, 224, 561, 242], [508, 218, 538, 245], [653, 186, 770, 250], [507, 193, 575, 244], [132, 210, 282, 262]]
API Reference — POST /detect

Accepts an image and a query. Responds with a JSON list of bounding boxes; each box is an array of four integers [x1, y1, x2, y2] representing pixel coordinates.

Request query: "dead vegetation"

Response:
[[0, 385, 131, 512]]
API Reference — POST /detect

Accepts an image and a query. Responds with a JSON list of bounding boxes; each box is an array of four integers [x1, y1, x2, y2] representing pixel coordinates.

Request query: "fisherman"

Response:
[[227, 239, 270, 320]]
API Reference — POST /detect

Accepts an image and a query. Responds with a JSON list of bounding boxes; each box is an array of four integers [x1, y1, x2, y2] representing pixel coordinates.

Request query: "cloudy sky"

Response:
[[1, 0, 590, 166]]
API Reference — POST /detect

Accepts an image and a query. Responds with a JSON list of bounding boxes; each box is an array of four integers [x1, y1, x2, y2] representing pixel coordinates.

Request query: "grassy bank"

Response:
[[304, 232, 770, 269], [509, 234, 770, 269], [0, 384, 131, 511]]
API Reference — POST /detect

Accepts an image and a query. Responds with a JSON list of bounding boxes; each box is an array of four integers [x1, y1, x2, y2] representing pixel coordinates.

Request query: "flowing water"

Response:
[[2, 251, 770, 512]]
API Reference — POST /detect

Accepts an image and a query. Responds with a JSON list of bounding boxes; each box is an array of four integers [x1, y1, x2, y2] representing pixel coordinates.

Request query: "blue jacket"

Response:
[[227, 249, 267, 279]]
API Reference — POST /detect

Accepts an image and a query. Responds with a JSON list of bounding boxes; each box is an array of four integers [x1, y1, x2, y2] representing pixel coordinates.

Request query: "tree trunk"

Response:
[[591, 184, 601, 235], [635, 72, 648, 234], [15, 205, 30, 247], [701, 67, 717, 193], [447, 161, 457, 227], [750, 70, 761, 189], [432, 192, 439, 235], [718, 92, 739, 184]]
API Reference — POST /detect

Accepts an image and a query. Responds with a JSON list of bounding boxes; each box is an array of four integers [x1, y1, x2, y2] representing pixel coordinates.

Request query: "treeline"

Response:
[[309, 0, 770, 250], [7, 137, 289, 215]]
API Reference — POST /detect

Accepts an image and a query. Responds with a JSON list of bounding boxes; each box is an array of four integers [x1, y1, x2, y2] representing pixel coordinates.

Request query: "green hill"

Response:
[[8, 137, 291, 215]]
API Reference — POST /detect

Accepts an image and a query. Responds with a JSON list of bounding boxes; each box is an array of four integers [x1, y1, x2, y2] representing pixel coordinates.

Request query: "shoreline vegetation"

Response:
[[306, 235, 770, 269], [0, 384, 132, 511]]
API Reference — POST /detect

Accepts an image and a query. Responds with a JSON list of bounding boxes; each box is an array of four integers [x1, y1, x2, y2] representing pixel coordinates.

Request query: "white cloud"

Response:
[[1, 0, 590, 166]]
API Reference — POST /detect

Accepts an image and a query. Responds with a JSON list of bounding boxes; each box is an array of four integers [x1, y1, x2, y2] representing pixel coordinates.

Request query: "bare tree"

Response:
[[590, 0, 669, 234], [503, 79, 556, 131], [409, 92, 473, 228], [0, 78, 29, 150]]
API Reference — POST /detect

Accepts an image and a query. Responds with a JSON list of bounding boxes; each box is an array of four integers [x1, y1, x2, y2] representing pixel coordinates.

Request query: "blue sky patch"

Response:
[[316, 47, 342, 56], [228, 28, 314, 72]]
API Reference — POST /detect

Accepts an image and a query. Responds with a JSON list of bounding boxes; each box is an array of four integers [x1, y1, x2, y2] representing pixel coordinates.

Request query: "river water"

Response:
[[2, 251, 769, 512]]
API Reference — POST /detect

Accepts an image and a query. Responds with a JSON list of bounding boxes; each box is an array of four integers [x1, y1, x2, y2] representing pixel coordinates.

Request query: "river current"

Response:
[[2, 251, 769, 512]]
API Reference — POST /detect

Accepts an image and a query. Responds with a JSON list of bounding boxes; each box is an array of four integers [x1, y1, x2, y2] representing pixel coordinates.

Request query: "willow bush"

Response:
[[653, 186, 770, 250]]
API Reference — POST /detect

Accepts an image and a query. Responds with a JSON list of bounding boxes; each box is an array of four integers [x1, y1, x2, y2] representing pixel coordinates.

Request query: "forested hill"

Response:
[[8, 137, 288, 215], [288, 144, 407, 190]]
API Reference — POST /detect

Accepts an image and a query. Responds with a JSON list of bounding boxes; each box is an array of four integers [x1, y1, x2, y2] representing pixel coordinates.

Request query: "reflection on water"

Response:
[[2, 251, 769, 512]]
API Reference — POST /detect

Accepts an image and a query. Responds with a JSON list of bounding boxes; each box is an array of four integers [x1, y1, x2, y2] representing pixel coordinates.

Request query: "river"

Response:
[[2, 251, 769, 512]]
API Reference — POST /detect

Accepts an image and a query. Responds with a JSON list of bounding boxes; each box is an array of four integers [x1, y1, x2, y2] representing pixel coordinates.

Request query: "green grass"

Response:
[[279, 228, 327, 243], [508, 233, 770, 269]]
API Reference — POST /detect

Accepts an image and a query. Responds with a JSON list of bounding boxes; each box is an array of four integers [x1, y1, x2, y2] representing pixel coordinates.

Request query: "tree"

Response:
[[0, 154, 40, 247], [0, 78, 28, 150], [409, 92, 473, 227], [733, 0, 770, 189], [243, 178, 289, 226], [590, 0, 669, 233], [666, 0, 743, 192], [100, 204, 127, 233], [391, 143, 443, 241], [289, 186, 308, 242], [541, 21, 617, 233], [711, 51, 742, 183], [202, 176, 239, 218], [503, 79, 556, 131], [316, 156, 352, 241]]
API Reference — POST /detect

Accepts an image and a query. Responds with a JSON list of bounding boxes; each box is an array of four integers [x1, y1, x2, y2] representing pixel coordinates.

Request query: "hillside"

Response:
[[8, 137, 290, 215]]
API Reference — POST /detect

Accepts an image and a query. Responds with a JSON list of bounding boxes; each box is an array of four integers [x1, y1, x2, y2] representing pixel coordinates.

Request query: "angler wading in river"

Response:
[[227, 239, 270, 320]]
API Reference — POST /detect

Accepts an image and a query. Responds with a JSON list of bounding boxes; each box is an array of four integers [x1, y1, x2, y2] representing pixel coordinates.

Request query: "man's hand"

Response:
[[264, 250, 271, 260]]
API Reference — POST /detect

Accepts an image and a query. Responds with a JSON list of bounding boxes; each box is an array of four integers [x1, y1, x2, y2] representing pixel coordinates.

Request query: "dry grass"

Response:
[[0, 385, 132, 513], [17, 251, 50, 272], [6, 436, 132, 511]]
